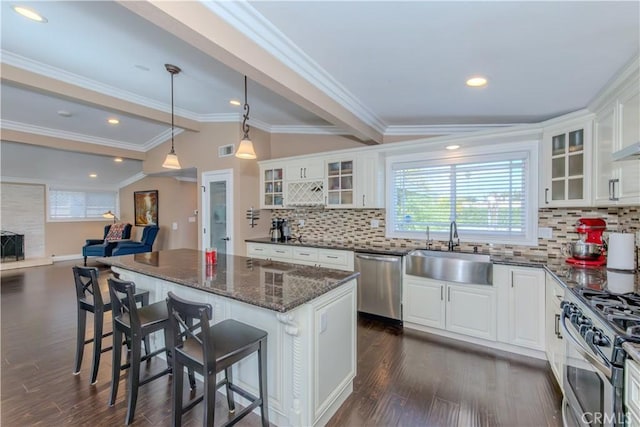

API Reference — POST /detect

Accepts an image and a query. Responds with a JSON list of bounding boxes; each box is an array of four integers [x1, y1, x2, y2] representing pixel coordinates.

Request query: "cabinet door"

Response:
[[247, 243, 272, 259], [403, 278, 445, 328], [508, 268, 545, 350], [355, 153, 384, 208], [594, 105, 616, 205], [541, 122, 591, 207], [446, 284, 496, 341], [617, 88, 640, 204], [260, 166, 285, 209], [326, 159, 355, 208], [545, 275, 564, 390], [285, 159, 324, 180]]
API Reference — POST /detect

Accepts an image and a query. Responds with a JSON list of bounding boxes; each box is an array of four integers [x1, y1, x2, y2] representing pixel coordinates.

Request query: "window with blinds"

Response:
[[388, 151, 532, 243], [48, 189, 117, 221]]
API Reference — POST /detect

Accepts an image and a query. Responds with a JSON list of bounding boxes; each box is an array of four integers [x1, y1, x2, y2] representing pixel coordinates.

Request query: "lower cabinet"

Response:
[[495, 265, 546, 351], [246, 242, 354, 271], [545, 273, 565, 390], [403, 276, 496, 341], [626, 358, 640, 426]]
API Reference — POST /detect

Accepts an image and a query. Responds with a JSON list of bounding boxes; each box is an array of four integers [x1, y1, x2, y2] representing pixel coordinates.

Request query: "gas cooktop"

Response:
[[575, 289, 640, 340]]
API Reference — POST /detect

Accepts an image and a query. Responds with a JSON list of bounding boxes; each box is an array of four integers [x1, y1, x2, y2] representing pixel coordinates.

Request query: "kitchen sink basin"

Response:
[[405, 249, 493, 285]]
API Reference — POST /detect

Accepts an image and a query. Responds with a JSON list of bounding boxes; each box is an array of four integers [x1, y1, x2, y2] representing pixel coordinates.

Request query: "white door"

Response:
[[202, 169, 233, 256]]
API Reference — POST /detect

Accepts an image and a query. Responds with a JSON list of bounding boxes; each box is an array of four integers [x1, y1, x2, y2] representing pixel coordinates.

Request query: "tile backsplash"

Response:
[[271, 207, 639, 265]]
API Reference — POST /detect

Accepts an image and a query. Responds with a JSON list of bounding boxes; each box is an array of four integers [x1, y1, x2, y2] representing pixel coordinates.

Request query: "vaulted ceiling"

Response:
[[1, 1, 638, 186]]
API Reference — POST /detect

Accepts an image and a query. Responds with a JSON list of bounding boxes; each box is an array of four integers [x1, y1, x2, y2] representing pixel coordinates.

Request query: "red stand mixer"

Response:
[[565, 218, 607, 266]]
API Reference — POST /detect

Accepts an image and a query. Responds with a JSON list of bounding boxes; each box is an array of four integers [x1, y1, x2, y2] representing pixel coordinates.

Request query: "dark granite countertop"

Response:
[[98, 248, 359, 313]]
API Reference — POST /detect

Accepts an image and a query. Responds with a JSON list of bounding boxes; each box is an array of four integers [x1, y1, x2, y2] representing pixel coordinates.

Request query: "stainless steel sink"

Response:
[[405, 249, 493, 285]]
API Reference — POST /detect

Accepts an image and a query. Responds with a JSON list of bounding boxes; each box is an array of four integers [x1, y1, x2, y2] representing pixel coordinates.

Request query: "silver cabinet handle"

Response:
[[362, 195, 365, 206], [448, 287, 451, 302], [610, 178, 619, 201], [544, 188, 549, 204], [326, 255, 339, 259], [440, 285, 443, 301]]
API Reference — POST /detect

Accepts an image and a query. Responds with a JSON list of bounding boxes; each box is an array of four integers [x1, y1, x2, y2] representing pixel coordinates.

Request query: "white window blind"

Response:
[[390, 153, 529, 241], [48, 189, 117, 221]]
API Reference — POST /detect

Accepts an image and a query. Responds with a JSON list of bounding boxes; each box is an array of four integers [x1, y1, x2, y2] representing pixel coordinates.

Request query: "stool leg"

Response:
[[225, 367, 235, 413], [73, 308, 86, 375], [171, 359, 184, 427], [204, 370, 216, 427], [259, 339, 269, 427], [109, 327, 123, 406], [90, 310, 104, 385], [125, 335, 142, 425]]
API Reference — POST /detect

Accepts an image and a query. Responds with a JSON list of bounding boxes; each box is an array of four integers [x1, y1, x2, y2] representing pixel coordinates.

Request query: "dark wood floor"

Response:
[[1, 260, 562, 426]]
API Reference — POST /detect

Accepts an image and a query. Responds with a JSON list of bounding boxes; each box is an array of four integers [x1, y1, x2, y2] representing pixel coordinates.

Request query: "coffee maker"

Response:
[[565, 218, 607, 266], [270, 218, 283, 242]]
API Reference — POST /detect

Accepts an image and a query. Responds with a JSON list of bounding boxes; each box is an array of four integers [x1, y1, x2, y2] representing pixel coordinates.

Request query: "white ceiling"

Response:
[[0, 1, 638, 187]]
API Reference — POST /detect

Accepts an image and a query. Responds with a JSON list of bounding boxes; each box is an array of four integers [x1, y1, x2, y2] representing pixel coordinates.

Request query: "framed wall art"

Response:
[[134, 190, 158, 226]]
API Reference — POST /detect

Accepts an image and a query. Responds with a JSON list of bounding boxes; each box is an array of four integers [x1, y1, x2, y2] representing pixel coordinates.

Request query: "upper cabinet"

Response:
[[593, 77, 640, 206], [540, 118, 593, 207], [285, 159, 325, 206], [285, 160, 324, 181], [355, 152, 385, 208], [325, 159, 355, 208], [260, 165, 285, 209]]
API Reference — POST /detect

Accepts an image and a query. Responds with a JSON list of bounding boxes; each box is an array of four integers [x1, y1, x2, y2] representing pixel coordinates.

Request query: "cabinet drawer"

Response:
[[318, 249, 349, 267], [271, 246, 293, 259], [293, 247, 318, 262], [247, 243, 271, 258]]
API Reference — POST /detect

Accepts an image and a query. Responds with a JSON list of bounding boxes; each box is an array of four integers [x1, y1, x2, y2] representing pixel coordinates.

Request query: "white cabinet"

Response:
[[626, 358, 640, 426], [325, 159, 355, 208], [594, 79, 640, 206], [540, 119, 592, 207], [285, 159, 324, 181], [259, 165, 285, 209], [545, 274, 565, 390], [355, 152, 385, 208], [403, 275, 496, 341], [246, 242, 354, 271], [495, 265, 545, 351]]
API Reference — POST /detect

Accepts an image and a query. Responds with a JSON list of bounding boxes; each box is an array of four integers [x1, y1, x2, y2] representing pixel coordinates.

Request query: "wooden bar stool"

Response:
[[71, 266, 149, 385], [166, 291, 269, 427], [108, 276, 173, 425]]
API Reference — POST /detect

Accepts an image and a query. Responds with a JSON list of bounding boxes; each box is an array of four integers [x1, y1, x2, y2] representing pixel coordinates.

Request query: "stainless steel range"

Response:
[[561, 282, 639, 426]]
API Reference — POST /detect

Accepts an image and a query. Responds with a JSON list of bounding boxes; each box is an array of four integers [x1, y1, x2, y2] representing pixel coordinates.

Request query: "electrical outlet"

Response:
[[172, 222, 178, 230], [538, 227, 553, 239], [299, 219, 305, 227], [370, 219, 379, 228]]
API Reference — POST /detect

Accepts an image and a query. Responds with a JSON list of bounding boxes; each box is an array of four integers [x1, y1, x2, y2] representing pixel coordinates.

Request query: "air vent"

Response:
[[218, 144, 235, 157]]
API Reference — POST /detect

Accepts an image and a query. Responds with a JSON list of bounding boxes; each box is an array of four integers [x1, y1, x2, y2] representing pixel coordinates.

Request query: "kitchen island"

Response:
[[99, 248, 359, 427]]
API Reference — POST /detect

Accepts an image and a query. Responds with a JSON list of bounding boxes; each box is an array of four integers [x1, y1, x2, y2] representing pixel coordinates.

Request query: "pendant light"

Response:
[[235, 75, 257, 159], [162, 64, 182, 169]]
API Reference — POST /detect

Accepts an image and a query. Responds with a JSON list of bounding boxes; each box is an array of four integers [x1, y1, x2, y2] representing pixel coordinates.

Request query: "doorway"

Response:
[[201, 169, 233, 256]]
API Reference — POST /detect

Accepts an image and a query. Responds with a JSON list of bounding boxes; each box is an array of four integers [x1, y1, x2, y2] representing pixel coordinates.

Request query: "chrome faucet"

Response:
[[426, 226, 433, 249], [448, 221, 459, 251]]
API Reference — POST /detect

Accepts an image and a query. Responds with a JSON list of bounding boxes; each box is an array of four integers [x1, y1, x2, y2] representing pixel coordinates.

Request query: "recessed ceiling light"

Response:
[[114, 157, 123, 163], [13, 6, 47, 23], [446, 145, 460, 150], [108, 118, 120, 125], [466, 76, 488, 87], [57, 110, 72, 117], [89, 173, 97, 178], [229, 99, 241, 106]]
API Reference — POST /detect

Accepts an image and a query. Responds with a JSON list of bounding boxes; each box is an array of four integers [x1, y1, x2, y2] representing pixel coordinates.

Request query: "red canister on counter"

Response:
[[205, 248, 217, 265]]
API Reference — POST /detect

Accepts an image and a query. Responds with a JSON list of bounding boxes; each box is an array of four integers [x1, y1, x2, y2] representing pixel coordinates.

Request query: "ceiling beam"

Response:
[[1, 64, 201, 132], [118, 0, 383, 144]]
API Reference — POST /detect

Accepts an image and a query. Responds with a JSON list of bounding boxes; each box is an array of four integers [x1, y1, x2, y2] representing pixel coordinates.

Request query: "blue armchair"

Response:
[[82, 223, 132, 265], [112, 225, 159, 257]]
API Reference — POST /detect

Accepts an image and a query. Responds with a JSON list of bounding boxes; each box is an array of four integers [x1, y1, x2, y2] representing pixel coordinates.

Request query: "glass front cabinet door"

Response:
[[325, 159, 354, 207], [261, 166, 284, 208], [541, 119, 592, 207]]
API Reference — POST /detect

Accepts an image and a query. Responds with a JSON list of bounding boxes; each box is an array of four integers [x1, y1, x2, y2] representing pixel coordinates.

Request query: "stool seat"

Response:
[[108, 276, 172, 425], [167, 291, 270, 427]]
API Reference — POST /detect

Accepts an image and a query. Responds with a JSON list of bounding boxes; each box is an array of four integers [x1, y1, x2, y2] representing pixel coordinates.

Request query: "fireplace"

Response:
[[1, 231, 25, 262]]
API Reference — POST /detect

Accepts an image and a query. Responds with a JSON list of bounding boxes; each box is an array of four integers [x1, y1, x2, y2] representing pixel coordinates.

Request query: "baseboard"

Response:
[[0, 257, 53, 270], [52, 254, 83, 262]]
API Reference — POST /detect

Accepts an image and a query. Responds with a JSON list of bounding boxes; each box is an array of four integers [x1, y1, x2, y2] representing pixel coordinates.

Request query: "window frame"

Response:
[[385, 140, 539, 246], [46, 186, 119, 222]]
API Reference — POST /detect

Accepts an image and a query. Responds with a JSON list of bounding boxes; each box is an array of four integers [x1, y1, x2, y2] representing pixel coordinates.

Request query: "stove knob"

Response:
[[579, 323, 593, 336], [592, 329, 610, 347]]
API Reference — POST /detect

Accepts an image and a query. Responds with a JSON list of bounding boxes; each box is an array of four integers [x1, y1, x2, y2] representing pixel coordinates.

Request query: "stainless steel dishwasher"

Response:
[[354, 252, 402, 321]]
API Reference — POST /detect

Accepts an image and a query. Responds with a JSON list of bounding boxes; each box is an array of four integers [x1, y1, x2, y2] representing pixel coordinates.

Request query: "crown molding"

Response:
[[270, 125, 347, 135], [142, 128, 183, 151], [118, 172, 147, 189], [588, 53, 639, 112], [205, 1, 387, 134], [384, 123, 519, 136]]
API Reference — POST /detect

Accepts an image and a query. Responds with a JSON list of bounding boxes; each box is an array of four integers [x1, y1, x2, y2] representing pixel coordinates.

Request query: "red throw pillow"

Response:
[[105, 223, 126, 241]]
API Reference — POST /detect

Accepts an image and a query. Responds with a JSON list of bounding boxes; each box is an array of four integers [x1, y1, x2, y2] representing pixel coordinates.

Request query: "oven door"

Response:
[[560, 313, 621, 427]]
